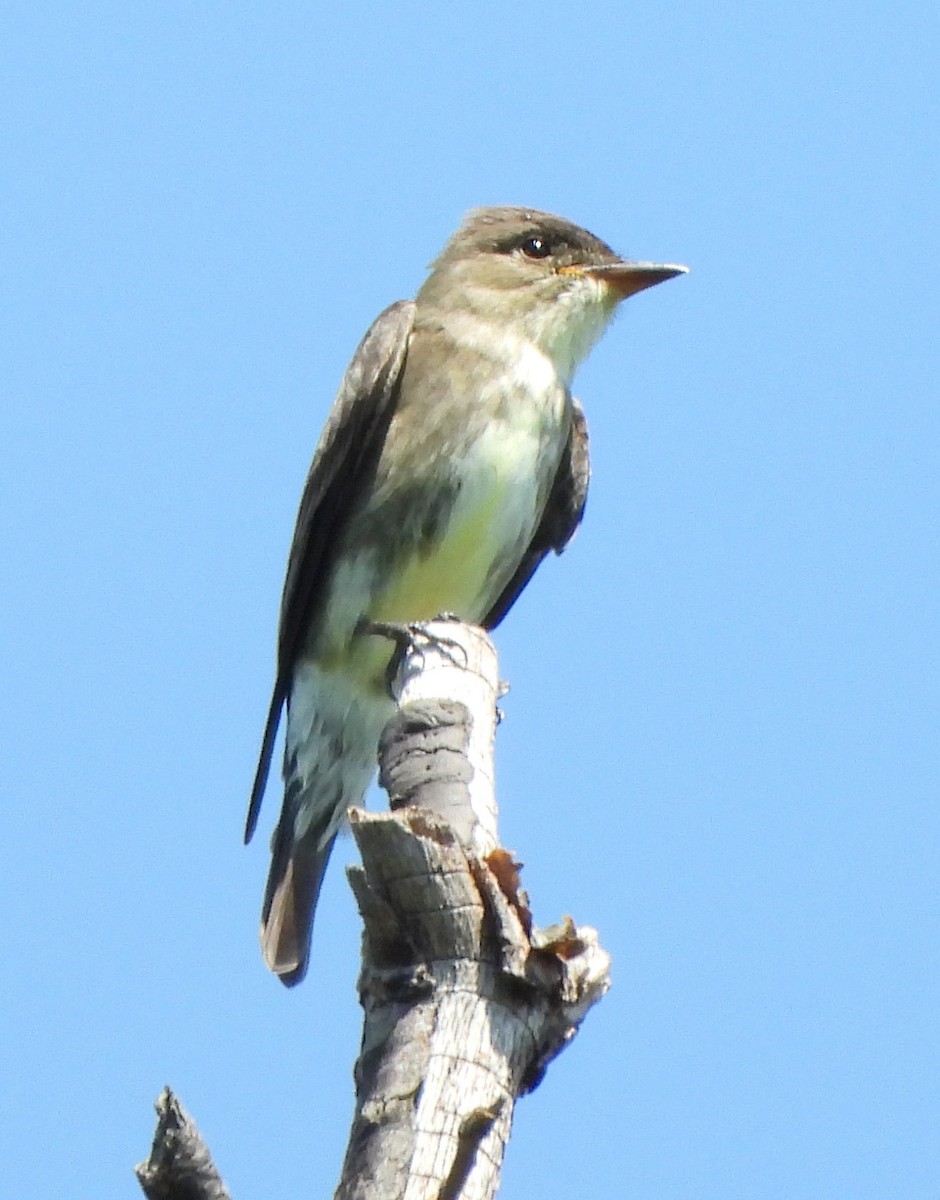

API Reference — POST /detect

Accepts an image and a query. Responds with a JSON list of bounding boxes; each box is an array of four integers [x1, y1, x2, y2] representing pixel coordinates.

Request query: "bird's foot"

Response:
[[358, 617, 469, 693]]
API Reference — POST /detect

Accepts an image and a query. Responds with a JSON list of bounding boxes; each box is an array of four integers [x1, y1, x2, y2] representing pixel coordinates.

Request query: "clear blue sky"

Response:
[[2, 4, 938, 1198]]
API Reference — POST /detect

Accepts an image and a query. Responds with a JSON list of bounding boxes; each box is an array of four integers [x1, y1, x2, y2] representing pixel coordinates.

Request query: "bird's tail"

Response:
[[259, 667, 393, 986], [260, 812, 336, 987]]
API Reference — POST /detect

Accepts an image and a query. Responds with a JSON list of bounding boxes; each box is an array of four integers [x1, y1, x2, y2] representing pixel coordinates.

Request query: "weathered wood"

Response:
[[340, 808, 610, 1200], [336, 621, 611, 1200], [376, 619, 500, 854], [135, 1087, 233, 1200]]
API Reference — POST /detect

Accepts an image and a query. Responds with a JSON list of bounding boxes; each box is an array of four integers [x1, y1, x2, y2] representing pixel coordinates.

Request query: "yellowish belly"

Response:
[[368, 484, 508, 625], [314, 399, 564, 687]]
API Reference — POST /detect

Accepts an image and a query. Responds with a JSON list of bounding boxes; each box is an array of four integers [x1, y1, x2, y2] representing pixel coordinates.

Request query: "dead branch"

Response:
[[137, 622, 610, 1200], [136, 1087, 233, 1200]]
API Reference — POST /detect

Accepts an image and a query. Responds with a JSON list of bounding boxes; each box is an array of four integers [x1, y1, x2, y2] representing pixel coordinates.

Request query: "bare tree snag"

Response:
[[336, 621, 611, 1200], [137, 621, 610, 1200]]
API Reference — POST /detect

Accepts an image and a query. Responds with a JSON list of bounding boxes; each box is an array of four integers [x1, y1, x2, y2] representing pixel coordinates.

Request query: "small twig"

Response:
[[135, 1088, 233, 1200]]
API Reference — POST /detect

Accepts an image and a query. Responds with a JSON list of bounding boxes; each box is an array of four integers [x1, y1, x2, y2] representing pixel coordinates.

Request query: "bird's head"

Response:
[[417, 206, 687, 382]]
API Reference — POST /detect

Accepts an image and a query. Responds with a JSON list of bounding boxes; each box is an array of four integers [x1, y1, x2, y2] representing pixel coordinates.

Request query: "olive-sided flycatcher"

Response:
[[246, 206, 686, 985]]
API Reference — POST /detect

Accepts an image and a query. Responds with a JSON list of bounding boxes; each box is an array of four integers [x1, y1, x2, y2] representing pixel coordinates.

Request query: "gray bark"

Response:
[[136, 1087, 233, 1200], [336, 622, 610, 1200]]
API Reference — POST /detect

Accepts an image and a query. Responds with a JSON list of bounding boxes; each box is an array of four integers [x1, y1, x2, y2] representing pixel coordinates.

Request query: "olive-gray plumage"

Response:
[[247, 207, 686, 984]]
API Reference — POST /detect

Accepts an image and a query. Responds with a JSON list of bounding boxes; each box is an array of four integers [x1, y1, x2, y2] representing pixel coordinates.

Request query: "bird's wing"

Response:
[[245, 299, 415, 842], [483, 396, 590, 630]]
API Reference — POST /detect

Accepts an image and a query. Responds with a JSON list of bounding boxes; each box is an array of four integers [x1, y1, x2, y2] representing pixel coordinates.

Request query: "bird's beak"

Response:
[[580, 260, 689, 299]]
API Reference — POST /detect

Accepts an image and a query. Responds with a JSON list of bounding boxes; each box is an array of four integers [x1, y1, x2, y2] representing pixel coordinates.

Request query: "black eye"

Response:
[[520, 236, 551, 259]]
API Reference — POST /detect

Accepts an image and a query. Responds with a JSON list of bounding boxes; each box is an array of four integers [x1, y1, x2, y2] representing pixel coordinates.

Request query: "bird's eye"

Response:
[[520, 236, 551, 259]]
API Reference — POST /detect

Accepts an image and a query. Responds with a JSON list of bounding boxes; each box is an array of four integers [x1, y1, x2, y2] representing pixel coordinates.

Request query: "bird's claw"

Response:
[[358, 617, 469, 694]]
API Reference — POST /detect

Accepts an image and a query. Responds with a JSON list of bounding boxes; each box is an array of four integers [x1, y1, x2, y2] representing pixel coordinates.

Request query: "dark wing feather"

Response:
[[483, 396, 590, 630], [244, 299, 414, 842]]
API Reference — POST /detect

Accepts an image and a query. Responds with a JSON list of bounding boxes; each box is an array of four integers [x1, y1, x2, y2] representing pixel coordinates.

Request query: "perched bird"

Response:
[[247, 206, 686, 985]]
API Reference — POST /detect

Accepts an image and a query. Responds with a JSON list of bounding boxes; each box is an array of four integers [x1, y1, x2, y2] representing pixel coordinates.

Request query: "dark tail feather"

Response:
[[260, 820, 336, 987], [245, 679, 288, 845]]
